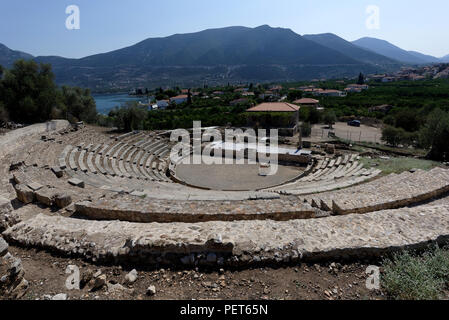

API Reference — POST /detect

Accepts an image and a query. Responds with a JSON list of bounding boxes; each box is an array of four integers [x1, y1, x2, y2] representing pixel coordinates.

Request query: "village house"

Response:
[[314, 89, 346, 97], [246, 102, 300, 136], [293, 98, 320, 109], [269, 85, 283, 93], [169, 95, 188, 105], [156, 100, 170, 109], [382, 76, 396, 83], [230, 98, 250, 106], [345, 87, 363, 93], [346, 84, 369, 90], [344, 84, 369, 93], [259, 90, 280, 100]]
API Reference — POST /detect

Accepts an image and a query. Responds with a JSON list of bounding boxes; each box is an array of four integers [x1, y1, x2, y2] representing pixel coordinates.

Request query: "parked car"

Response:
[[347, 120, 361, 127]]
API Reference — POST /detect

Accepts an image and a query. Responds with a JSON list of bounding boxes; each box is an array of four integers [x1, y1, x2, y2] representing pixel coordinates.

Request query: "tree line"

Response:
[[0, 59, 97, 126]]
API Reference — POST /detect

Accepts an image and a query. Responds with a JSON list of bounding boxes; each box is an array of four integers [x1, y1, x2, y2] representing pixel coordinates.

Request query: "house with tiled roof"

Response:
[[169, 95, 188, 104], [293, 98, 320, 108], [246, 103, 300, 136]]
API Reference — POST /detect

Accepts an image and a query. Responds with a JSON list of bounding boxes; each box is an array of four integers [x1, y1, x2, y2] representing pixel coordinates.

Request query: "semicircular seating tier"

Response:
[[3, 122, 449, 268]]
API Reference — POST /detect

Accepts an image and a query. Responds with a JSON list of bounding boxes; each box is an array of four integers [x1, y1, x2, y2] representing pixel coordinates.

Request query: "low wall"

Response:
[[74, 200, 317, 223], [332, 184, 449, 215], [4, 205, 449, 267]]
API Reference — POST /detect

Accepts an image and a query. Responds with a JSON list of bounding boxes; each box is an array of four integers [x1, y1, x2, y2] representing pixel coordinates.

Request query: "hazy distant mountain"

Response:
[[441, 54, 449, 63], [352, 37, 437, 65], [2, 26, 415, 89], [303, 33, 400, 66], [407, 51, 441, 63], [31, 25, 382, 89], [76, 25, 360, 66], [0, 43, 33, 68]]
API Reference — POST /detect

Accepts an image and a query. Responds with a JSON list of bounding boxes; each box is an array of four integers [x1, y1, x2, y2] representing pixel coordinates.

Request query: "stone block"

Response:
[[15, 184, 35, 204], [54, 194, 72, 209], [51, 166, 64, 178], [68, 178, 85, 188], [27, 182, 43, 192], [9, 161, 24, 171], [35, 188, 56, 207], [0, 237, 8, 257], [0, 197, 12, 213], [325, 144, 335, 154]]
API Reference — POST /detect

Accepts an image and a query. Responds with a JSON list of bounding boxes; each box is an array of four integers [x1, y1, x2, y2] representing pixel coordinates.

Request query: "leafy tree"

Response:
[[0, 102, 8, 125], [357, 72, 365, 85], [419, 109, 449, 161], [323, 110, 337, 129], [60, 86, 97, 123], [393, 108, 421, 132], [187, 89, 192, 105], [382, 126, 406, 147], [1, 60, 59, 123], [109, 102, 147, 132], [301, 122, 312, 137], [287, 90, 302, 102], [0, 60, 99, 125], [308, 107, 322, 124]]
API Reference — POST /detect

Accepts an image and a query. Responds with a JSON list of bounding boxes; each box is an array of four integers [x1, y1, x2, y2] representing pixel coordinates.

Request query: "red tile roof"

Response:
[[170, 95, 188, 99], [293, 98, 319, 104], [247, 102, 300, 112]]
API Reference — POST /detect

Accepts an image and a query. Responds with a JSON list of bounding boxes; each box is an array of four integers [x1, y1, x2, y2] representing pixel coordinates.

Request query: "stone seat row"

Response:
[[305, 167, 449, 215], [4, 203, 449, 267], [299, 154, 360, 182], [276, 168, 382, 196], [60, 138, 172, 183], [74, 196, 319, 223], [270, 154, 380, 194]]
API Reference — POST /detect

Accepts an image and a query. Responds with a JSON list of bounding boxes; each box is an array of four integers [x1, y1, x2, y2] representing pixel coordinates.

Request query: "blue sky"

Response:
[[1, 0, 448, 58]]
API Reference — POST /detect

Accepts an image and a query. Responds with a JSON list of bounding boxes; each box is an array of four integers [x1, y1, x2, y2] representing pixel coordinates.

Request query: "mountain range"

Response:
[[0, 43, 34, 70], [351, 37, 444, 65], [0, 25, 447, 89]]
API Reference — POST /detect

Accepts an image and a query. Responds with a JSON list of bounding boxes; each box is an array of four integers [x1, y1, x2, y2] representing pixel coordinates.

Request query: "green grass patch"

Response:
[[360, 156, 439, 174], [337, 138, 429, 157], [382, 247, 449, 300]]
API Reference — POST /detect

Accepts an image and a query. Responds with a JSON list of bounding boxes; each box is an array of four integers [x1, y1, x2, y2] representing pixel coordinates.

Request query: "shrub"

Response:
[[0, 102, 8, 125], [382, 247, 449, 300], [301, 122, 312, 137], [382, 126, 398, 146], [322, 110, 337, 129], [418, 108, 449, 161]]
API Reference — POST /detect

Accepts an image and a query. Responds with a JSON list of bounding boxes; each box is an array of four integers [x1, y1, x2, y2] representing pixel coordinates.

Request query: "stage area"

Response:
[[175, 156, 304, 191]]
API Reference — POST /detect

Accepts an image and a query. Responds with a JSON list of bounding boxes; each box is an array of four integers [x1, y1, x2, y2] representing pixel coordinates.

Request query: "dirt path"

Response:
[[309, 122, 383, 144], [4, 246, 383, 300]]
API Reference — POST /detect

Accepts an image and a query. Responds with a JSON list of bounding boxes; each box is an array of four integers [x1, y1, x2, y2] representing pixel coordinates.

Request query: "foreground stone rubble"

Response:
[[0, 235, 28, 298]]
